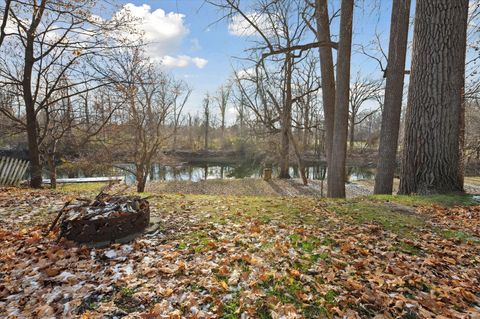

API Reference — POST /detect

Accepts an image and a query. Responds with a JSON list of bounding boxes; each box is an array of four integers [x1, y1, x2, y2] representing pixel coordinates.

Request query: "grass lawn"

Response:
[[0, 184, 479, 318]]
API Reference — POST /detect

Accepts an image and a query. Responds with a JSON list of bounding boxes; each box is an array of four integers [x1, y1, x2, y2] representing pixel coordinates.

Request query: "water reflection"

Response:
[[120, 162, 375, 184]]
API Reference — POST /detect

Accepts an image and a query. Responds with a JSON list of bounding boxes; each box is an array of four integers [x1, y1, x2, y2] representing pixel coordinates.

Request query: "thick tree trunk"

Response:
[[315, 0, 336, 166], [327, 0, 354, 198], [399, 0, 468, 195], [374, 0, 411, 195], [23, 35, 42, 188]]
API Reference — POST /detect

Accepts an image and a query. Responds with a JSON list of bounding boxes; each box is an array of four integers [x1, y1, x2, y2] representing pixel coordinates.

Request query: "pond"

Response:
[[114, 162, 376, 184]]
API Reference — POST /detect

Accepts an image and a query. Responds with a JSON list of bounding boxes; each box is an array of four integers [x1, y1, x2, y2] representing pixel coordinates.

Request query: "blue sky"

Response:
[[113, 1, 404, 121]]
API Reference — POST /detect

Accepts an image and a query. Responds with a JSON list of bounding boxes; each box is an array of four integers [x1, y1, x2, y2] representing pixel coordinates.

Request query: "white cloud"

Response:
[[121, 3, 187, 56], [228, 12, 272, 37], [236, 67, 256, 79], [116, 4, 207, 69], [162, 55, 208, 69]]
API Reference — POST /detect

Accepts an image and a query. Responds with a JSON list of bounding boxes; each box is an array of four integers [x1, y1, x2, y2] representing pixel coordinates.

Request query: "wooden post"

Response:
[[263, 168, 272, 181]]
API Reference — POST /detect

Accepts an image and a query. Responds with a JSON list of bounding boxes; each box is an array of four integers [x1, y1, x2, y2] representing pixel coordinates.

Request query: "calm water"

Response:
[[114, 162, 375, 184], [55, 160, 375, 183]]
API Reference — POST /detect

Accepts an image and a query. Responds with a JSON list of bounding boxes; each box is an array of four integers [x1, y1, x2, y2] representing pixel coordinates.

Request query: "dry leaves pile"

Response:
[[418, 205, 480, 237], [0, 187, 479, 318]]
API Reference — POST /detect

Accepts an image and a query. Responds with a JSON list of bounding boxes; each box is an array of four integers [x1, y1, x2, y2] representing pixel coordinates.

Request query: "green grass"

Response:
[[56, 182, 110, 194], [331, 199, 426, 238], [438, 229, 480, 243], [222, 292, 241, 319], [369, 193, 478, 207]]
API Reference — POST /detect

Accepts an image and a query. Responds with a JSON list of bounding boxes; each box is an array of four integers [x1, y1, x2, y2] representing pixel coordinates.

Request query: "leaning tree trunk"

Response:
[[374, 0, 411, 195], [399, 0, 468, 195], [327, 0, 354, 198], [315, 0, 336, 166]]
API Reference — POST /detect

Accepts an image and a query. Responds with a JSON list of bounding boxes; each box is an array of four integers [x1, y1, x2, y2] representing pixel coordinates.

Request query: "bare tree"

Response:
[[327, 0, 355, 198], [171, 83, 192, 151], [348, 75, 383, 152], [203, 94, 211, 151], [109, 48, 187, 192], [217, 0, 324, 179], [315, 0, 336, 168], [0, 0, 134, 187], [216, 84, 231, 142], [374, 0, 411, 194]]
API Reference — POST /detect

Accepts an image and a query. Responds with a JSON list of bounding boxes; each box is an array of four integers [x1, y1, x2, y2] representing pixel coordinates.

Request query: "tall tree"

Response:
[[327, 0, 354, 198], [216, 84, 231, 140], [315, 0, 336, 168], [374, 0, 411, 194], [399, 0, 469, 194]]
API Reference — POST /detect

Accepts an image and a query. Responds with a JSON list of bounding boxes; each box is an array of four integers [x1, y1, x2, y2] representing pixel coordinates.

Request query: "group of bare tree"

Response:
[[0, 0, 193, 192], [213, 0, 475, 197]]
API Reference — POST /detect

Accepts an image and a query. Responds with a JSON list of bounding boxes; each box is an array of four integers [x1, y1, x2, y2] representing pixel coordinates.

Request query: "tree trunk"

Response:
[[315, 0, 336, 166], [47, 141, 58, 189], [279, 118, 291, 178], [204, 120, 209, 151], [288, 130, 307, 185], [374, 0, 411, 195], [136, 164, 146, 193], [399, 0, 468, 195], [24, 34, 42, 188], [348, 113, 355, 152], [47, 153, 56, 189], [279, 53, 294, 179], [327, 0, 354, 198], [173, 125, 177, 152]]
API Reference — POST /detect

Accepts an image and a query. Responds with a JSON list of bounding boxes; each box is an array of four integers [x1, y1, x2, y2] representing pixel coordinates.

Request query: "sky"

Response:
[[107, 1, 400, 122]]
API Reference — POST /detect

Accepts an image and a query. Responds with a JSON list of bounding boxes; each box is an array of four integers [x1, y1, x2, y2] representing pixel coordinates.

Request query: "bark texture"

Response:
[[374, 0, 411, 194], [315, 0, 336, 166], [327, 0, 354, 198], [399, 0, 468, 195]]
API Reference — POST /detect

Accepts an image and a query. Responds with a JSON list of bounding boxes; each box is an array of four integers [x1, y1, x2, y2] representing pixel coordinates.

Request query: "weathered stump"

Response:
[[263, 168, 272, 181], [58, 194, 150, 245]]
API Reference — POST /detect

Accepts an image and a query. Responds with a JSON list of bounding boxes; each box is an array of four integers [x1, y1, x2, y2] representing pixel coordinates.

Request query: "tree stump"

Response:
[[263, 168, 272, 181]]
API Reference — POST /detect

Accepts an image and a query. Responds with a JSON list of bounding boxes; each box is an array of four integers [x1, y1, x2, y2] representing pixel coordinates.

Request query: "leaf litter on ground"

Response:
[[0, 186, 479, 318]]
